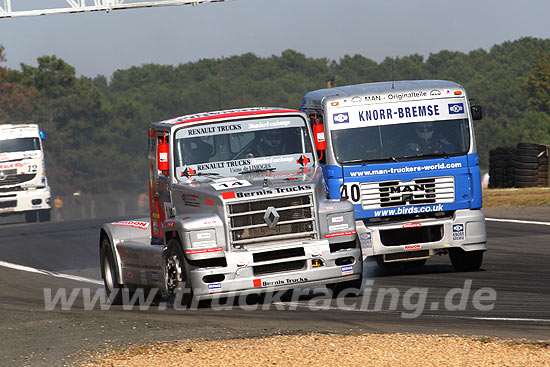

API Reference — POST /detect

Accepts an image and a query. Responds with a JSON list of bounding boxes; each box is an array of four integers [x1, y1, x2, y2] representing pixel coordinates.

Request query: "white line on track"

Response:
[[274, 302, 550, 323], [471, 317, 550, 323], [0, 260, 103, 285], [486, 217, 550, 226]]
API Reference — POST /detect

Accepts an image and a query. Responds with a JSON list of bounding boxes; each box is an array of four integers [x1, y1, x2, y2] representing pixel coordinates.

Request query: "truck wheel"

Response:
[[164, 239, 193, 307], [24, 211, 38, 223], [38, 209, 51, 222], [449, 249, 484, 272], [101, 240, 123, 305], [327, 277, 362, 298]]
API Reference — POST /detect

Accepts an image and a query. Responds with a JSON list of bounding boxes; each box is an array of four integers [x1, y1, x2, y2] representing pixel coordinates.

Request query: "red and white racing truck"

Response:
[[99, 108, 363, 305], [0, 124, 51, 222]]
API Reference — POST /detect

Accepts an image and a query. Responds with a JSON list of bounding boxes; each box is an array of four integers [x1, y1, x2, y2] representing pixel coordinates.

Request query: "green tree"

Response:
[[525, 52, 550, 112], [0, 45, 36, 123]]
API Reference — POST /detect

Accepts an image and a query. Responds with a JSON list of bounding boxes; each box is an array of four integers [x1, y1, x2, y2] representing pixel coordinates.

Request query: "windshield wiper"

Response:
[[193, 172, 220, 176], [238, 167, 276, 175], [340, 156, 399, 165], [402, 152, 451, 160]]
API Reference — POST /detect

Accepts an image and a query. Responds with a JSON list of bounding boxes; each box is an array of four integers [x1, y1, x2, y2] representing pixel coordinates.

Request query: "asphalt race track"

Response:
[[0, 214, 549, 366]]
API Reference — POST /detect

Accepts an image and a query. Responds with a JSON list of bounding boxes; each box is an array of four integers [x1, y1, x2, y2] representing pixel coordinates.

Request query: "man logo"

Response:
[[333, 112, 349, 124], [448, 103, 464, 114]]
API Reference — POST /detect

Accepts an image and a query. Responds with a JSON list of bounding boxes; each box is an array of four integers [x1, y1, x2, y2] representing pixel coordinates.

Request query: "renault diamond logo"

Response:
[[263, 206, 280, 228]]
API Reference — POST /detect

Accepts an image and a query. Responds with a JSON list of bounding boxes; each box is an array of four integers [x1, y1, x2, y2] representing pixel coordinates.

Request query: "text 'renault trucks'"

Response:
[[0, 124, 51, 222], [301, 80, 486, 272], [99, 108, 363, 305]]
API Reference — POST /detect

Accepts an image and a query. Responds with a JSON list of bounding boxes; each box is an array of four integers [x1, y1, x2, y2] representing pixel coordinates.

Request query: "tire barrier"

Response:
[[488, 142, 549, 188]]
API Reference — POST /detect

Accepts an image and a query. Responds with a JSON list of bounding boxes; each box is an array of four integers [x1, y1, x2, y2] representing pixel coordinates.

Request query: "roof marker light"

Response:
[[454, 91, 462, 95], [331, 102, 339, 106]]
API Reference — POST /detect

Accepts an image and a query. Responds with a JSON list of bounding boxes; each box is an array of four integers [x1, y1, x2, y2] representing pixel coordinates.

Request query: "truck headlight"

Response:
[[190, 230, 217, 248]]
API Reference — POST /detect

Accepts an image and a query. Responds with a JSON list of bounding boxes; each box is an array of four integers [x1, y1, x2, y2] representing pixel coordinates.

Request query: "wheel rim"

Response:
[[165, 251, 183, 295]]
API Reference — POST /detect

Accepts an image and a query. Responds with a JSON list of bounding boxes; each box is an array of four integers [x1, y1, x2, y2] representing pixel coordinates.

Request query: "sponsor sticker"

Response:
[[325, 230, 356, 238], [341, 265, 354, 276], [359, 231, 372, 248], [329, 223, 349, 232], [185, 247, 223, 255], [208, 283, 222, 293], [197, 232, 211, 240], [296, 155, 310, 167], [403, 223, 422, 228], [258, 277, 309, 287], [111, 221, 149, 230], [331, 216, 344, 223], [452, 223, 465, 240], [404, 244, 422, 251], [151, 272, 159, 282], [448, 103, 465, 114], [333, 112, 349, 124]]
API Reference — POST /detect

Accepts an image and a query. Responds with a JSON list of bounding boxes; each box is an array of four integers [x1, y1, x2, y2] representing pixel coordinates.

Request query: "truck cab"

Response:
[[0, 124, 51, 222], [100, 108, 363, 305], [302, 80, 487, 272]]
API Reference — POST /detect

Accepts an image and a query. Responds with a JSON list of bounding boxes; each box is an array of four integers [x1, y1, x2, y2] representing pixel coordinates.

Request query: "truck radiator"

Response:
[[227, 194, 316, 247], [360, 176, 455, 210]]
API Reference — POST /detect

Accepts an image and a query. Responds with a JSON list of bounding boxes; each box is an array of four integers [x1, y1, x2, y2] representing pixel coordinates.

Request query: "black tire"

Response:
[[514, 175, 537, 182], [38, 209, 51, 222], [164, 238, 193, 307], [513, 168, 538, 176], [327, 276, 362, 298], [512, 154, 539, 163], [24, 211, 37, 223], [449, 249, 484, 272], [513, 161, 539, 170], [101, 238, 123, 305], [517, 142, 542, 151]]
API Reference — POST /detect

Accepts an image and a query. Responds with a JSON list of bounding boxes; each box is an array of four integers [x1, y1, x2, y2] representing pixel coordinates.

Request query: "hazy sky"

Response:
[[1, 0, 550, 78]]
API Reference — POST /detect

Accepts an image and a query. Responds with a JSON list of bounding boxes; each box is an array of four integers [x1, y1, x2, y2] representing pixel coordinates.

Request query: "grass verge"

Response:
[[483, 187, 550, 206]]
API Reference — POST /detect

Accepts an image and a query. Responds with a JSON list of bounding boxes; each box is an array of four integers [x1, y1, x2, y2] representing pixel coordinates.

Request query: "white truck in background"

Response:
[[0, 124, 51, 222]]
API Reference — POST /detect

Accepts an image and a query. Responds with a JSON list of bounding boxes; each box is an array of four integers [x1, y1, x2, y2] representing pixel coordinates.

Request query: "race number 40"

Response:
[[340, 182, 361, 204]]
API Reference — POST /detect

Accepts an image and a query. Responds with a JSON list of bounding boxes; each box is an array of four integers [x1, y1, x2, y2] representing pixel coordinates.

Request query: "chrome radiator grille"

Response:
[[227, 194, 316, 247], [360, 176, 455, 210]]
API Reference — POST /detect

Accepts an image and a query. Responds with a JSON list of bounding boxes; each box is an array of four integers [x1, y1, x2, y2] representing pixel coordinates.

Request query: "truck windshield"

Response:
[[332, 118, 470, 164], [174, 116, 315, 179], [0, 138, 41, 153]]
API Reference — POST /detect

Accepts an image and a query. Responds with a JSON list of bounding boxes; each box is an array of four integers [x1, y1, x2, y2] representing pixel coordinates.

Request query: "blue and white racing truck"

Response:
[[301, 80, 486, 271]]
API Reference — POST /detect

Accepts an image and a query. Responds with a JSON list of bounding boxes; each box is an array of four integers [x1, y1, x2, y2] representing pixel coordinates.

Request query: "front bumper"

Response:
[[356, 209, 487, 260], [0, 186, 51, 214], [188, 239, 363, 299]]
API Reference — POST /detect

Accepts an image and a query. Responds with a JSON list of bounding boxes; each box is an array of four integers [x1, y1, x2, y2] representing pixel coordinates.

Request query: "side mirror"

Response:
[[471, 105, 482, 121], [39, 130, 46, 140]]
